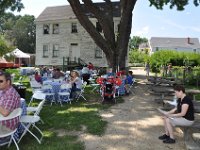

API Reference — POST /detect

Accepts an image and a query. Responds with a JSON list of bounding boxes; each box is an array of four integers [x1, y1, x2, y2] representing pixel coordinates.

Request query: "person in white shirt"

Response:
[[70, 70, 82, 98], [81, 65, 90, 84]]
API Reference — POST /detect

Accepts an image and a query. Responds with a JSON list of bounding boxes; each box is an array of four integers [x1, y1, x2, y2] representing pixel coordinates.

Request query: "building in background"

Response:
[[149, 37, 200, 54], [35, 2, 121, 68]]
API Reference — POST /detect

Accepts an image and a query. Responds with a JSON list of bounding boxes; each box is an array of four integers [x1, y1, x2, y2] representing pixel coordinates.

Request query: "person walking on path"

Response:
[[145, 62, 150, 80]]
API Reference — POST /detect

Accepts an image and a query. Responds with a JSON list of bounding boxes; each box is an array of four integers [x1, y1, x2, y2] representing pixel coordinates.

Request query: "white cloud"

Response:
[[190, 26, 200, 32], [163, 19, 186, 30], [186, 12, 191, 15], [132, 26, 150, 37], [160, 26, 165, 30]]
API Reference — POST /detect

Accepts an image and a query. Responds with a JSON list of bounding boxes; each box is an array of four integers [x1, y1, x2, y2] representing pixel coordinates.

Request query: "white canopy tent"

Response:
[[6, 48, 30, 66], [11, 48, 30, 58]]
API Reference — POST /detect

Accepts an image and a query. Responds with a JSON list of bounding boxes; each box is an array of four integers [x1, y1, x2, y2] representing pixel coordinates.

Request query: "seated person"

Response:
[[34, 71, 42, 83], [106, 68, 115, 78], [125, 71, 134, 94], [158, 85, 194, 144], [87, 62, 94, 70], [70, 71, 82, 98], [52, 68, 65, 79], [126, 71, 134, 85], [116, 75, 126, 95], [81, 65, 90, 84], [0, 71, 21, 143], [116, 68, 126, 77]]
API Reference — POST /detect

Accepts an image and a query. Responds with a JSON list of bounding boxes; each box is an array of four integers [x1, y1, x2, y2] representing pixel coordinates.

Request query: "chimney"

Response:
[[187, 37, 190, 44]]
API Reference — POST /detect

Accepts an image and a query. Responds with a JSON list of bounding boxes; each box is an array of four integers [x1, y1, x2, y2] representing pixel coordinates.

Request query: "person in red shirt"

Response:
[[87, 62, 94, 70], [34, 71, 42, 83], [116, 68, 126, 77]]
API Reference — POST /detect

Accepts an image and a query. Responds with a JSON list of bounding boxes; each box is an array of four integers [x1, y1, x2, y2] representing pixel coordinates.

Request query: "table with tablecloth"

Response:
[[43, 81, 72, 103]]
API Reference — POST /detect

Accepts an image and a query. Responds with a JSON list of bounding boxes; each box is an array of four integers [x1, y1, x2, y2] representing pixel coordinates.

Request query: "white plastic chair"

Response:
[[127, 78, 136, 94], [30, 80, 42, 93], [19, 115, 43, 144], [76, 82, 87, 101], [0, 108, 22, 150], [27, 99, 46, 124], [42, 84, 55, 106], [28, 90, 46, 107], [58, 84, 72, 106]]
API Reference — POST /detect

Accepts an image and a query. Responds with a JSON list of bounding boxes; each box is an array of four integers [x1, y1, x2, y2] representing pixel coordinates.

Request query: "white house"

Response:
[[35, 2, 121, 67], [149, 37, 200, 54]]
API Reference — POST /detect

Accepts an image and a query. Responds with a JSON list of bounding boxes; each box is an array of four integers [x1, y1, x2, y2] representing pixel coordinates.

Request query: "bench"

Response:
[[180, 119, 200, 150]]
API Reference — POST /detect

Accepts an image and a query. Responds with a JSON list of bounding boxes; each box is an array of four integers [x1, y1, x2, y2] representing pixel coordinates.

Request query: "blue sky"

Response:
[[14, 0, 200, 40]]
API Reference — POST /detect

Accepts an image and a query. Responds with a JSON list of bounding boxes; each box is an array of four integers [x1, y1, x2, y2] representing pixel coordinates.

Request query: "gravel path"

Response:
[[79, 68, 185, 150]]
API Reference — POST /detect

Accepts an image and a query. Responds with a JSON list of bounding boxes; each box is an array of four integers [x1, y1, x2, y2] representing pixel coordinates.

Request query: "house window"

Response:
[[43, 44, 49, 57], [53, 44, 59, 57], [95, 47, 103, 58], [156, 47, 159, 51], [43, 24, 50, 34], [71, 23, 77, 33], [96, 22, 102, 33], [53, 24, 59, 34]]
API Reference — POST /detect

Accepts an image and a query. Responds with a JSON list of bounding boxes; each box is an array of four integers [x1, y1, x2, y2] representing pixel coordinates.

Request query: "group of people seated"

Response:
[[105, 67, 135, 95]]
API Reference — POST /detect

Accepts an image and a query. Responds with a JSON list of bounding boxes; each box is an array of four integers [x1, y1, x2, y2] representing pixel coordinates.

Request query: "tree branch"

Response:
[[67, 0, 112, 57]]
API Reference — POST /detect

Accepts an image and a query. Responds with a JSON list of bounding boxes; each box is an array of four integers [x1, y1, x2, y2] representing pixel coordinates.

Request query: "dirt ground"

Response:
[[79, 68, 186, 150]]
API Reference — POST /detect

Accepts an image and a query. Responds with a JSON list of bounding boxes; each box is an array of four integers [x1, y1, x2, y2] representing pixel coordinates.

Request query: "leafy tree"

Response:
[[0, 36, 12, 56], [12, 15, 36, 53], [67, 0, 136, 71], [67, 0, 199, 71], [0, 0, 24, 14], [0, 12, 21, 34], [149, 0, 200, 10], [129, 36, 148, 49]]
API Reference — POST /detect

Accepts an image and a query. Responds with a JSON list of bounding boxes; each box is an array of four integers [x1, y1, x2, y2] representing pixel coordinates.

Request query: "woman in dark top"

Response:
[[158, 85, 194, 144]]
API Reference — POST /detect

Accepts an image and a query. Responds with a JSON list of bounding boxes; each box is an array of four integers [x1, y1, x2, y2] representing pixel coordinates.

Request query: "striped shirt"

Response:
[[0, 86, 20, 130]]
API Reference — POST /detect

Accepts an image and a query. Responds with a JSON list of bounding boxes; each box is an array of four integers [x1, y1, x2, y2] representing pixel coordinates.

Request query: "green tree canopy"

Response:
[[129, 36, 148, 49], [12, 15, 36, 53], [149, 0, 200, 10], [0, 36, 12, 56], [0, 0, 24, 14]]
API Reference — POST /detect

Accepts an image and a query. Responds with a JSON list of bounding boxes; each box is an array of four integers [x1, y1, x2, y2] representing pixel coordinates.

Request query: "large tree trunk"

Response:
[[117, 0, 137, 70], [68, 0, 137, 72]]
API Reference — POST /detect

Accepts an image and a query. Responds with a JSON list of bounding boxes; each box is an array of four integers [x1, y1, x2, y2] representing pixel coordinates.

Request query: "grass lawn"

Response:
[[4, 69, 124, 150]]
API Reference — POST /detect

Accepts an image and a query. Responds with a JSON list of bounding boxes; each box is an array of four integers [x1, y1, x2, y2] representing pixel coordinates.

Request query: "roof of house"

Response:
[[139, 42, 149, 49], [150, 37, 200, 49], [36, 2, 120, 22]]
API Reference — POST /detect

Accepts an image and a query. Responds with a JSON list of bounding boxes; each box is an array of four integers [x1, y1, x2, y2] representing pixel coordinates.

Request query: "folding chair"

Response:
[[127, 78, 136, 94], [42, 84, 55, 106], [28, 90, 46, 107], [0, 108, 22, 150], [27, 99, 46, 124], [30, 80, 42, 93], [58, 84, 72, 106], [76, 81, 87, 101], [18, 115, 43, 144]]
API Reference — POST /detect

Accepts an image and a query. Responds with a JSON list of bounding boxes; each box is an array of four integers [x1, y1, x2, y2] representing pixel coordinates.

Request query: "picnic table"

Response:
[[147, 77, 175, 87], [151, 86, 174, 103]]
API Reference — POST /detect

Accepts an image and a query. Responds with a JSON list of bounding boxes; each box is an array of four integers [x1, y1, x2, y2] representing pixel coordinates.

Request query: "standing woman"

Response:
[[70, 71, 82, 98], [158, 84, 194, 144], [145, 62, 150, 79]]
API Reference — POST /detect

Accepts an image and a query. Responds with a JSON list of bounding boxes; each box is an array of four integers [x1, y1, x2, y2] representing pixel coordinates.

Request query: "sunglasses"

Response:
[[0, 80, 5, 83]]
